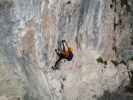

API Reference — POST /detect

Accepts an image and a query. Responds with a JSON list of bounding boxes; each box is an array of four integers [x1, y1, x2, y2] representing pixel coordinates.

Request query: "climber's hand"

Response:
[[55, 49, 59, 54], [62, 40, 66, 43], [55, 49, 57, 52]]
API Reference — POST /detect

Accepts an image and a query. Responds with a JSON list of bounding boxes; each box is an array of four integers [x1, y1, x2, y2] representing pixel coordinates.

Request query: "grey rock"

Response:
[[0, 0, 133, 100]]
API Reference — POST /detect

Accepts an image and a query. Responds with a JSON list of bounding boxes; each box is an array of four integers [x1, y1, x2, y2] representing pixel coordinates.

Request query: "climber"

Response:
[[52, 40, 73, 70]]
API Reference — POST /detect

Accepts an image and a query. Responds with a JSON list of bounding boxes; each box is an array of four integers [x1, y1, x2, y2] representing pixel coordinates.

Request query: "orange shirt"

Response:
[[63, 48, 73, 60], [64, 50, 69, 58]]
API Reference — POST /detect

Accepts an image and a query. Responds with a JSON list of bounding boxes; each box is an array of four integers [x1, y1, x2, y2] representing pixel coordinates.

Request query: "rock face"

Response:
[[0, 0, 133, 100]]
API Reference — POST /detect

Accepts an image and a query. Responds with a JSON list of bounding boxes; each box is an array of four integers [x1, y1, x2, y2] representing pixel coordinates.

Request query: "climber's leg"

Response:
[[52, 57, 62, 70]]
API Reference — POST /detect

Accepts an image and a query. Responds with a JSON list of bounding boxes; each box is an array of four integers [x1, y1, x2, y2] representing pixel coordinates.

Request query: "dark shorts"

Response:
[[67, 53, 73, 61]]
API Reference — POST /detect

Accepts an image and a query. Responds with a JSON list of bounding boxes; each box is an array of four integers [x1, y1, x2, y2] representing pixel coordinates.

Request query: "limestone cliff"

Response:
[[0, 0, 133, 100]]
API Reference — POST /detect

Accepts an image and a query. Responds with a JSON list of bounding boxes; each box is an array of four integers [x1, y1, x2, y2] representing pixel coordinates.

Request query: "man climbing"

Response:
[[52, 40, 73, 70]]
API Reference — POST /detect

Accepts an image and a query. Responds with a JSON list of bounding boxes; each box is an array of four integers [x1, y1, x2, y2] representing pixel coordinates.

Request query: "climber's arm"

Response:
[[62, 40, 69, 51], [52, 57, 62, 70], [55, 49, 60, 56]]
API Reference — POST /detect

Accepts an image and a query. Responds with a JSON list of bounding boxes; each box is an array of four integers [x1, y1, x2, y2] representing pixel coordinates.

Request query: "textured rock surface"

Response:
[[0, 0, 133, 100]]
